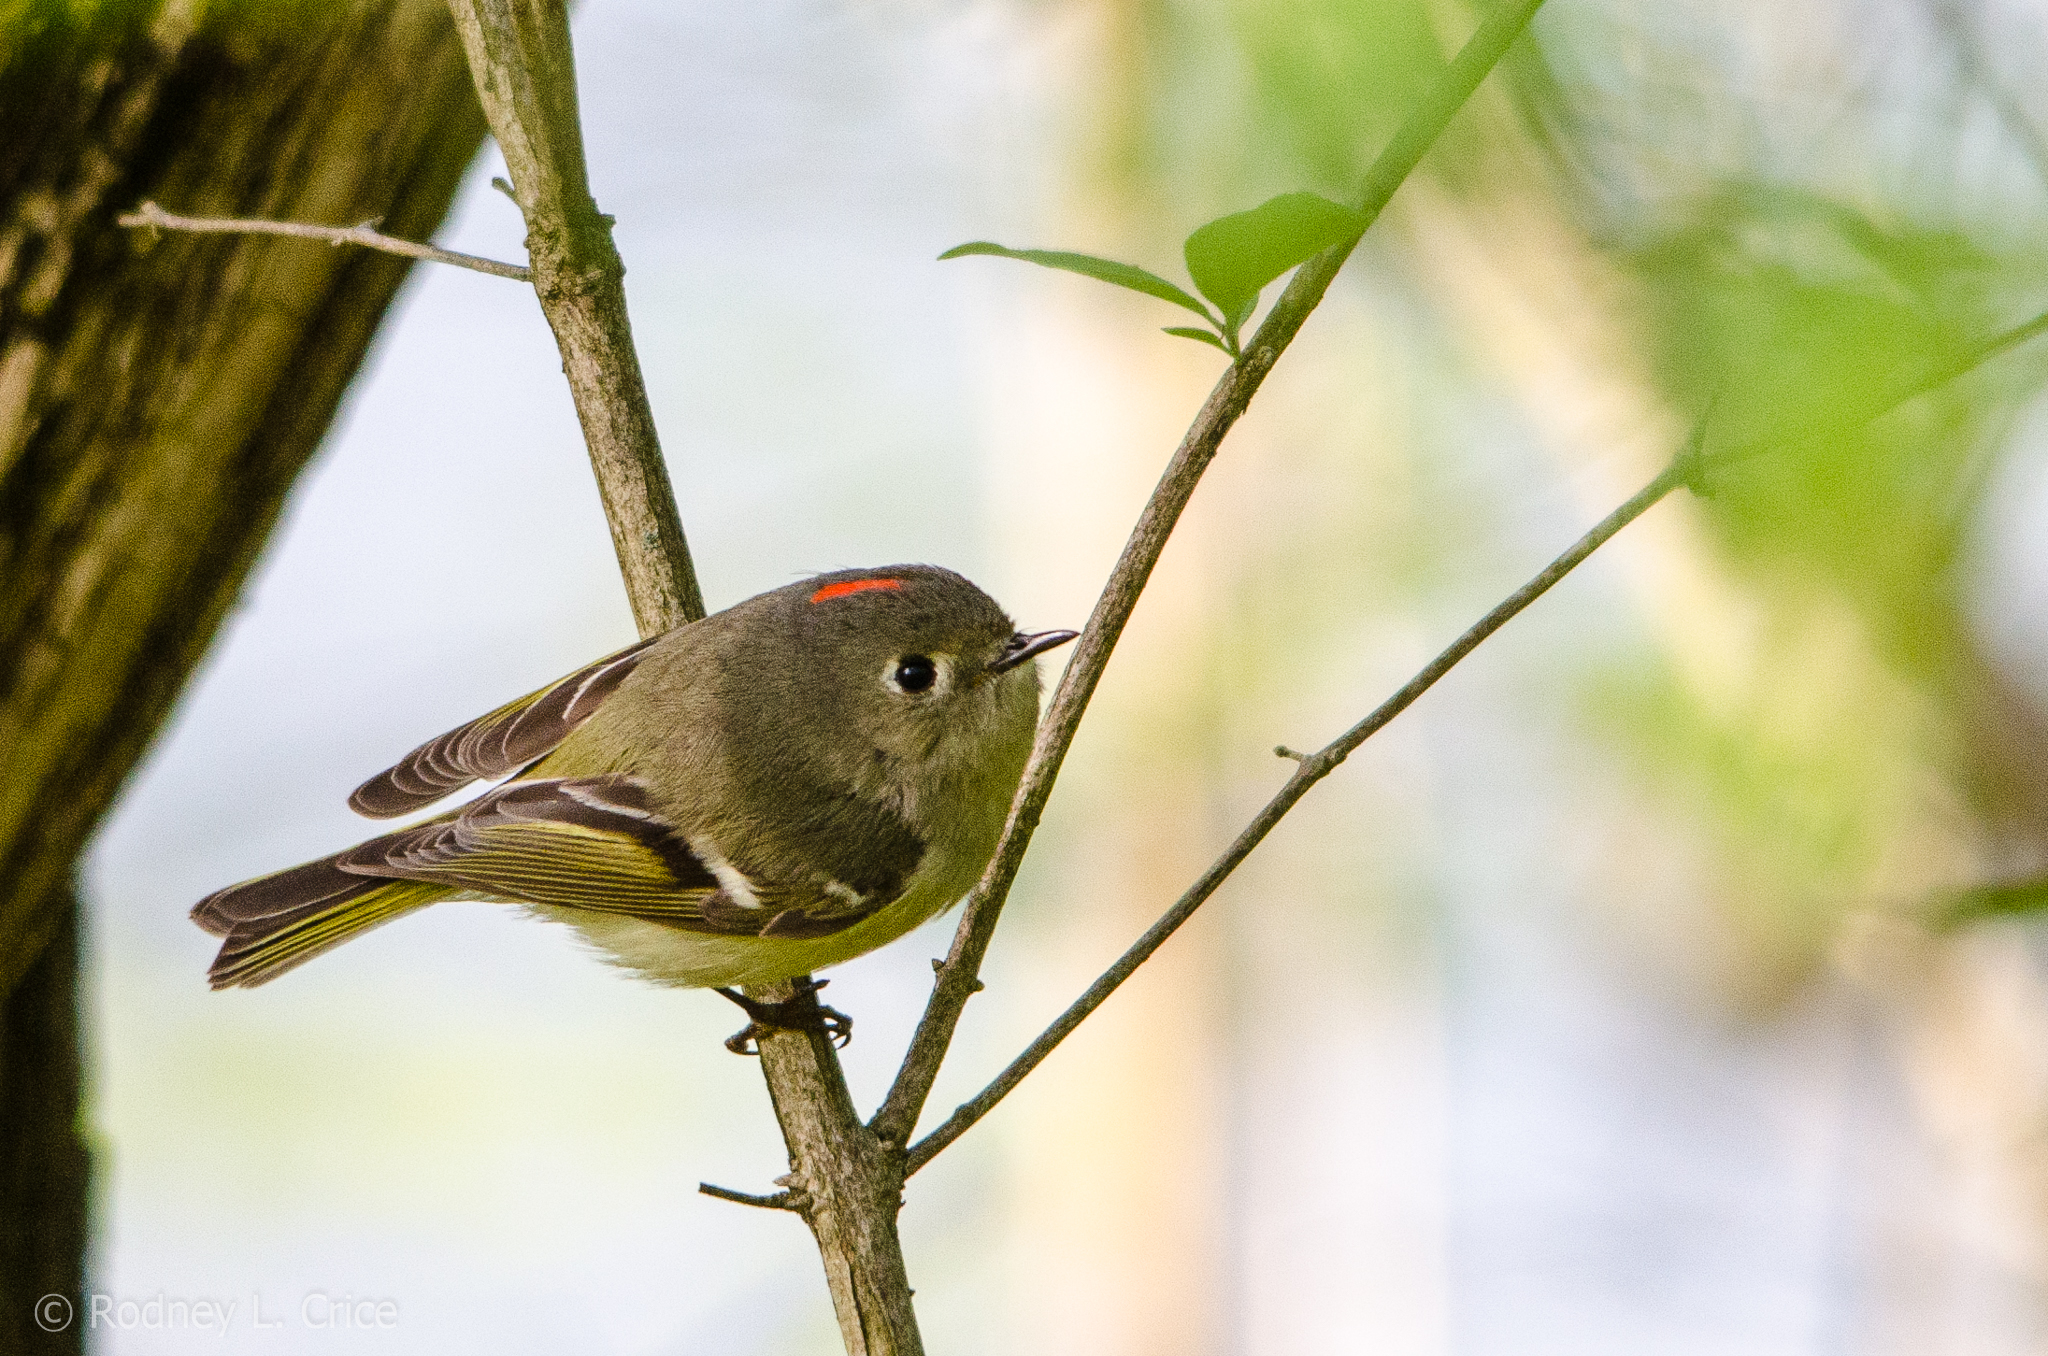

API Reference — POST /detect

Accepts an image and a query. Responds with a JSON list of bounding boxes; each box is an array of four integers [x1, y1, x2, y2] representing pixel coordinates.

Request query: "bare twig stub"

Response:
[[697, 1182, 798, 1212], [871, 0, 1552, 1153], [117, 200, 532, 280], [751, 984, 924, 1355]]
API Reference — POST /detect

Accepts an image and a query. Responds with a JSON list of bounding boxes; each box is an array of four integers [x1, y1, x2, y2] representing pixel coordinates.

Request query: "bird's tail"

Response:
[[193, 854, 449, 990]]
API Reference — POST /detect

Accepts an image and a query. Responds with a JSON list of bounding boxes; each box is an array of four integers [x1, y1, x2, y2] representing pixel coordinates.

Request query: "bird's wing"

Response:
[[340, 776, 717, 917], [349, 634, 663, 817], [336, 775, 915, 940]]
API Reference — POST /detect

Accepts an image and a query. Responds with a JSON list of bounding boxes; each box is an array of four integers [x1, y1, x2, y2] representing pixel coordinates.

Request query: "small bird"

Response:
[[193, 565, 1076, 1034]]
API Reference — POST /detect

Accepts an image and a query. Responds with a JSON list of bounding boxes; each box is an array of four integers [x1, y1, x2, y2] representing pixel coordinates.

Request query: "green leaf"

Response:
[[1162, 326, 1231, 353], [1935, 876, 2048, 930], [939, 242, 1217, 323], [1183, 192, 1364, 315], [1223, 293, 1260, 347]]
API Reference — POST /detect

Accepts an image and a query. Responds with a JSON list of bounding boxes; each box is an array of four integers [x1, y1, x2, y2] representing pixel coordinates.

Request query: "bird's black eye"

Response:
[[894, 656, 938, 693]]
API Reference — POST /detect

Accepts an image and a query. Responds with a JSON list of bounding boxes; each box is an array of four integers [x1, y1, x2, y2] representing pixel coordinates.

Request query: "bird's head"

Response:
[[778, 565, 1076, 793]]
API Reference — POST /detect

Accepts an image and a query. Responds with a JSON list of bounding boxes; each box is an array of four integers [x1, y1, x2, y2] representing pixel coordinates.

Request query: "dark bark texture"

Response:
[[0, 2, 488, 1349], [0, 898, 83, 1356]]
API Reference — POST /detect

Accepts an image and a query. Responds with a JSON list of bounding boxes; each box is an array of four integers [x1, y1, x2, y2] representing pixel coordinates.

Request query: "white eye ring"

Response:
[[884, 654, 948, 696]]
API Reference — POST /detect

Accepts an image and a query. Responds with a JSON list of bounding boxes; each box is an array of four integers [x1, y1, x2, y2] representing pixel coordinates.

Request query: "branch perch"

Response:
[[117, 200, 532, 279], [440, 7, 915, 1350], [440, 0, 1538, 1348]]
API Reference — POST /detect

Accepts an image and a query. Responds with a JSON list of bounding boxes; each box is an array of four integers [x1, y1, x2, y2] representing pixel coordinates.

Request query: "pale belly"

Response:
[[526, 846, 982, 988]]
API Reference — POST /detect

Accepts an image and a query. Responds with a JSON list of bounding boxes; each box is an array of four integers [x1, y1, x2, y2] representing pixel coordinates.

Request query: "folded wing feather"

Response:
[[195, 772, 926, 988], [347, 634, 663, 818], [341, 776, 723, 919]]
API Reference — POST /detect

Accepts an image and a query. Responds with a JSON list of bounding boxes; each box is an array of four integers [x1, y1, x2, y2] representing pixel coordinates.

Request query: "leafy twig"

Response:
[[871, 0, 1551, 1152], [117, 200, 533, 280], [943, 193, 1365, 358]]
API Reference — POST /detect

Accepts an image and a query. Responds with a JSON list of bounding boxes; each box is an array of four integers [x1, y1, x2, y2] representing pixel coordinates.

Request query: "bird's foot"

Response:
[[716, 978, 852, 1055]]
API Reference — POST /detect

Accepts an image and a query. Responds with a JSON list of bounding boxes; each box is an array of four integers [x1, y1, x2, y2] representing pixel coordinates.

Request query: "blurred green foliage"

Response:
[[1087, 0, 1457, 218], [1080, 0, 2048, 979], [1936, 874, 2048, 928], [1576, 189, 2048, 966], [1227, 0, 1446, 192], [1630, 186, 2006, 684]]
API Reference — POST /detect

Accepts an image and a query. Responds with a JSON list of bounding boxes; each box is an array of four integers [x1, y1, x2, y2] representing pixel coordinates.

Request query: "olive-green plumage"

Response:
[[192, 566, 1076, 990]]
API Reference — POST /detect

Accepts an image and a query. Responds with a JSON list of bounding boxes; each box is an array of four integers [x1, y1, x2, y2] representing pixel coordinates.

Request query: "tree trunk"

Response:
[[0, 896, 83, 1356], [0, 2, 489, 1347]]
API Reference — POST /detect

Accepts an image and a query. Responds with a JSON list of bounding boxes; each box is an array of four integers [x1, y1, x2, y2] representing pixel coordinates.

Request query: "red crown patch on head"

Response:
[[810, 577, 904, 604]]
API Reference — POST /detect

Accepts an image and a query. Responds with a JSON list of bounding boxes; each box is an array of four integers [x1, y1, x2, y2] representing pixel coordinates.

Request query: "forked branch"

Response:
[[904, 444, 1697, 1172], [436, 2, 1552, 1352], [871, 0, 1552, 1151], [900, 297, 2048, 1170]]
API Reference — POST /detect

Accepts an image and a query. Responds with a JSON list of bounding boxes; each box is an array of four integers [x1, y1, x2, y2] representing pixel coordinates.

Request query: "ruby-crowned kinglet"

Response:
[[193, 566, 1076, 994]]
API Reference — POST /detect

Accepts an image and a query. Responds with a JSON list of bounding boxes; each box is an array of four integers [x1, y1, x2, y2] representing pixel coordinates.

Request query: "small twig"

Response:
[[871, 0, 1550, 1154], [116, 200, 532, 281], [698, 1181, 799, 1212], [901, 431, 1697, 1175]]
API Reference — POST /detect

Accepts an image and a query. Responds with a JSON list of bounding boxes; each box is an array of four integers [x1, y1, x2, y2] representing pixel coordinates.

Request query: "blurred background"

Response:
[[80, 0, 2048, 1350]]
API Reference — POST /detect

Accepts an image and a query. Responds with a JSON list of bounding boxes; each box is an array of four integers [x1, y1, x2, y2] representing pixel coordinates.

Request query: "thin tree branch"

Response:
[[444, 0, 705, 633], [698, 1181, 799, 1212], [903, 448, 1692, 1174], [117, 199, 532, 280], [871, 0, 1550, 1152], [442, 7, 916, 1353], [902, 297, 2048, 1173], [745, 979, 924, 1355]]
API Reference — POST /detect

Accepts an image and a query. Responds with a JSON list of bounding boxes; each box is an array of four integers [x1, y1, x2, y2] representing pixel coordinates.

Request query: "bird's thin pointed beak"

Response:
[[991, 628, 1079, 674]]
